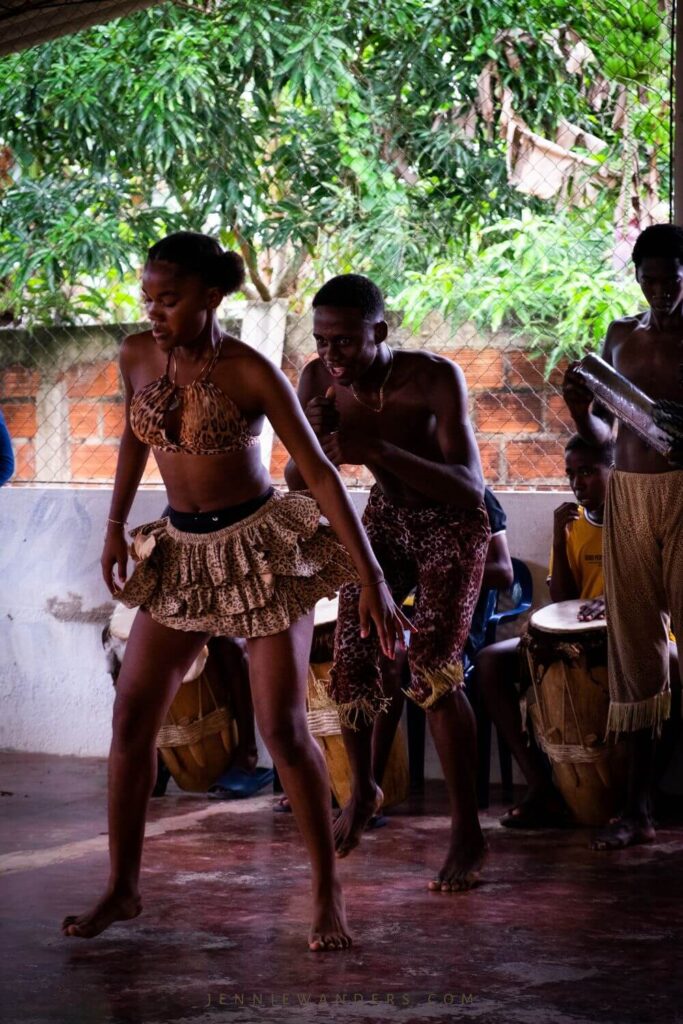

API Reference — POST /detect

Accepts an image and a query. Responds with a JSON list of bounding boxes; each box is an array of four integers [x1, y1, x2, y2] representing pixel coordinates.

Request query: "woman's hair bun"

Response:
[[147, 231, 246, 296], [216, 250, 245, 294]]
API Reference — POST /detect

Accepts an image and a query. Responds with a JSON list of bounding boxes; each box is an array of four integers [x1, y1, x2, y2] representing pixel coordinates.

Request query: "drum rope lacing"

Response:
[[306, 666, 342, 737], [524, 649, 611, 765], [157, 674, 233, 749]]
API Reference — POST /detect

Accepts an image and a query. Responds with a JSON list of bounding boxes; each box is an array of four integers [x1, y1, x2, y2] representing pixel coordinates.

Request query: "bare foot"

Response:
[[308, 884, 352, 952], [62, 891, 142, 939], [333, 784, 383, 858], [500, 787, 570, 829], [428, 827, 487, 893], [591, 815, 656, 851]]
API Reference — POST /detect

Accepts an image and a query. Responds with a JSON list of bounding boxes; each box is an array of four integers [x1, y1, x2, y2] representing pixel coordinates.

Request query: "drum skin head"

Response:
[[109, 602, 138, 640], [531, 600, 605, 633], [314, 595, 339, 626], [107, 603, 208, 682]]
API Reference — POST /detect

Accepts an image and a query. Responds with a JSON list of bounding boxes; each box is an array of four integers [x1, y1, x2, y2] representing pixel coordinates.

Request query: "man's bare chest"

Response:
[[335, 388, 437, 448], [613, 334, 683, 401]]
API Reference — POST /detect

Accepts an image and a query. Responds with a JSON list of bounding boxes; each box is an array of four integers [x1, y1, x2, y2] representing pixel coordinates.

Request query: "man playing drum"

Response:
[[285, 274, 490, 892], [564, 223, 683, 850], [476, 434, 615, 828]]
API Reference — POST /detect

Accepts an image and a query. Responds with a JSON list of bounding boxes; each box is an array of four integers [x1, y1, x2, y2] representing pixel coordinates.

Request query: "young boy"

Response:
[[563, 223, 683, 849], [476, 434, 614, 827], [285, 274, 490, 891]]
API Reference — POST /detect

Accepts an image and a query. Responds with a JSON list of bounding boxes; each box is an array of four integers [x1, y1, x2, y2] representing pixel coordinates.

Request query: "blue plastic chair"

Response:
[[464, 557, 533, 807]]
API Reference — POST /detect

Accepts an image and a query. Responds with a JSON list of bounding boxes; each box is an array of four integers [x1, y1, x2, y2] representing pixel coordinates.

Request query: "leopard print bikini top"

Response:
[[129, 339, 258, 455]]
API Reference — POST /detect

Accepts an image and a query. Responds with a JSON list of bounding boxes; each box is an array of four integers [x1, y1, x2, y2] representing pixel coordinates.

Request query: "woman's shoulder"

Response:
[[220, 333, 256, 359], [214, 334, 286, 409], [120, 328, 156, 360], [120, 331, 182, 400]]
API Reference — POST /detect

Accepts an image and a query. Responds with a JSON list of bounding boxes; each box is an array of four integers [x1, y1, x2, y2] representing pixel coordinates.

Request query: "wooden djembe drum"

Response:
[[103, 604, 238, 792], [306, 596, 410, 809]]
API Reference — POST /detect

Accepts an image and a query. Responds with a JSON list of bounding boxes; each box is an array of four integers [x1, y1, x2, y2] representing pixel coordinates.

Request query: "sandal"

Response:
[[208, 766, 274, 800]]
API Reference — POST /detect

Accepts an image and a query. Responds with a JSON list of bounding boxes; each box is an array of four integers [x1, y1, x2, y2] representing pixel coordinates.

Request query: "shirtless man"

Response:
[[563, 223, 683, 850], [286, 274, 490, 891]]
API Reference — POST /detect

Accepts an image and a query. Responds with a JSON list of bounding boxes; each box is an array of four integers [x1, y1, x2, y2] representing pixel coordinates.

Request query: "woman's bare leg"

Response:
[[62, 610, 209, 938], [247, 612, 351, 952]]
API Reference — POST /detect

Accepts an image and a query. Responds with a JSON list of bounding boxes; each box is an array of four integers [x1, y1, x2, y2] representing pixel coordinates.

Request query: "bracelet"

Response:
[[107, 517, 127, 526], [359, 578, 385, 588]]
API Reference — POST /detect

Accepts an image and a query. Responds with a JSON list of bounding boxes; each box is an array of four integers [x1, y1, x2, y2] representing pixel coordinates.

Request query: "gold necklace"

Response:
[[167, 336, 223, 411], [350, 349, 394, 413]]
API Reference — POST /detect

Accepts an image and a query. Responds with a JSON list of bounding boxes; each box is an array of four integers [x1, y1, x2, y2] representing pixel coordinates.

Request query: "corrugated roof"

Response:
[[0, 1, 164, 57]]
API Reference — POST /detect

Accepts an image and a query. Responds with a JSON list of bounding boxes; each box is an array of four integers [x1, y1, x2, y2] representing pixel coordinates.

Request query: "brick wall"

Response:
[[1, 366, 40, 481], [465, 348, 570, 487], [1, 319, 572, 488], [65, 361, 127, 481], [1, 359, 163, 484], [270, 344, 572, 490]]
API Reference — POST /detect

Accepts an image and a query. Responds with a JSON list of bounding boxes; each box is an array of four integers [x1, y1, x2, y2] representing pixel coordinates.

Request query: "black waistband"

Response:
[[164, 488, 274, 533]]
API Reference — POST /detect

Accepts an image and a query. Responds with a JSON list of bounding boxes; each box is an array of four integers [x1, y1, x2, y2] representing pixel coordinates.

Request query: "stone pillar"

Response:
[[239, 299, 289, 471], [35, 376, 70, 482]]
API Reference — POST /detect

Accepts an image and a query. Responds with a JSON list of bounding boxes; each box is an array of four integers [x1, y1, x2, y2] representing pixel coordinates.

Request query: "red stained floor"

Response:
[[1, 751, 682, 1024]]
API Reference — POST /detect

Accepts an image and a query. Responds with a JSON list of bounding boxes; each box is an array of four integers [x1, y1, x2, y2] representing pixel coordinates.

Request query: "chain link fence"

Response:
[[0, 0, 674, 491]]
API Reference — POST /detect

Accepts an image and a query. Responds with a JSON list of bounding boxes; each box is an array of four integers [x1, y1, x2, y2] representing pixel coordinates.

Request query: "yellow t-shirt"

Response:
[[548, 508, 603, 600], [548, 508, 675, 641]]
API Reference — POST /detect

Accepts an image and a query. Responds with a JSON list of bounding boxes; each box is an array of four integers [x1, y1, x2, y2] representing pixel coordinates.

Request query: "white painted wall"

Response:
[[0, 486, 567, 767], [0, 486, 163, 756]]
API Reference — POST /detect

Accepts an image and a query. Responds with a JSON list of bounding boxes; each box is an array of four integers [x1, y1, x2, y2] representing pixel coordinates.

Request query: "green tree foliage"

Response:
[[395, 210, 643, 368], [0, 0, 671, 351]]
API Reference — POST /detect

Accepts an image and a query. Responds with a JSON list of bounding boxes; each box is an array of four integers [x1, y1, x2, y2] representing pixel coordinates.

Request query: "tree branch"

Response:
[[379, 127, 419, 186], [232, 224, 272, 302], [271, 246, 308, 297]]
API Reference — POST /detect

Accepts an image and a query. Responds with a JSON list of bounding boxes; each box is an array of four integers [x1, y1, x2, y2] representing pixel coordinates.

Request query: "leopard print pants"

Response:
[[328, 486, 490, 727]]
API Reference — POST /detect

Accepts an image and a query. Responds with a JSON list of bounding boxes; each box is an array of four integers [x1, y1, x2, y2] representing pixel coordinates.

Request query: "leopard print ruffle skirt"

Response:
[[114, 491, 357, 637]]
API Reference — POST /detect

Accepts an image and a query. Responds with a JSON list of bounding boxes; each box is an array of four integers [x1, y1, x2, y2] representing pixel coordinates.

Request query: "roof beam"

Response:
[[0, 1, 163, 57]]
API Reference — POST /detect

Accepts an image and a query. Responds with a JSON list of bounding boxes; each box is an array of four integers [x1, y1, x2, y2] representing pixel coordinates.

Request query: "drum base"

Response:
[[307, 662, 410, 810], [157, 670, 238, 793], [550, 747, 629, 827], [528, 660, 628, 827]]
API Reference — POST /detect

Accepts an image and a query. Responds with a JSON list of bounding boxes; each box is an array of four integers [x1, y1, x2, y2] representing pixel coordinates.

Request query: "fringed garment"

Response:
[[603, 469, 682, 736], [327, 486, 490, 728]]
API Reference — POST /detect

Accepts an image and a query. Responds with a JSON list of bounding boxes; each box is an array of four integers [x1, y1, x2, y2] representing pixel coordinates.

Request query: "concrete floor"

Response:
[[1, 751, 682, 1024]]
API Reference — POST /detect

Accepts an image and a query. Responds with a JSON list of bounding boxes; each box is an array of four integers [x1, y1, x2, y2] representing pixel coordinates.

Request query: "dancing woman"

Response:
[[62, 232, 407, 951]]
